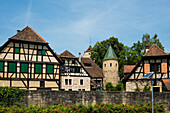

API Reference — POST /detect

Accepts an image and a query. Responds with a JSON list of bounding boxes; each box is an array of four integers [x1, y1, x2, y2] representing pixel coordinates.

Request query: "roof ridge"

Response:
[[60, 50, 76, 58]]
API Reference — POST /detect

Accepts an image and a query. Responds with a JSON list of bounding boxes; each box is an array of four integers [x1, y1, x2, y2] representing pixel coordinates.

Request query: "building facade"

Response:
[[59, 50, 91, 91], [122, 44, 170, 92], [0, 26, 62, 90]]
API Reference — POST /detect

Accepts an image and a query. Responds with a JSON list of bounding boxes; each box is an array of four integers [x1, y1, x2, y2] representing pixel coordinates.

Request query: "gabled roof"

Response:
[[10, 26, 47, 43], [104, 45, 117, 60], [162, 79, 170, 90], [85, 46, 92, 52], [60, 50, 76, 58], [124, 65, 135, 74], [81, 57, 104, 78], [143, 44, 168, 56]]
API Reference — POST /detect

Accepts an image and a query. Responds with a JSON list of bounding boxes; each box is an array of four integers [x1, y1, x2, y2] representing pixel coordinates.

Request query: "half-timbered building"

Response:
[[0, 26, 62, 90], [59, 50, 91, 91], [122, 44, 170, 92]]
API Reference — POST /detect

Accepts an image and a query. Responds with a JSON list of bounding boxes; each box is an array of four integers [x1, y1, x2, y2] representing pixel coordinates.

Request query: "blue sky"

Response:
[[0, 0, 170, 56]]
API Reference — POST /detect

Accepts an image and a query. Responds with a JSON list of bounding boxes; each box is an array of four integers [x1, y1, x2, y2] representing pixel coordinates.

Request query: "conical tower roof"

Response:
[[104, 45, 117, 60]]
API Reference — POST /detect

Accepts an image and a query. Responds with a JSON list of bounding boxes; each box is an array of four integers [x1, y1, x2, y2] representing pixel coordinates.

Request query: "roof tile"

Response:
[[10, 26, 47, 43]]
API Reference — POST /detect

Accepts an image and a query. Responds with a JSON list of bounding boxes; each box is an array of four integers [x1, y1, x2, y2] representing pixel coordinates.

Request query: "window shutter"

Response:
[[35, 64, 42, 74], [14, 48, 20, 53], [0, 62, 3, 72], [144, 64, 150, 74], [8, 62, 16, 73], [42, 50, 46, 55], [21, 63, 28, 73], [47, 64, 54, 74], [161, 63, 167, 73]]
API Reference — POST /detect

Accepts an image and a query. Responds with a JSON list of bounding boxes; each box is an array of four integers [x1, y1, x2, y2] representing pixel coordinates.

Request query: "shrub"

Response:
[[143, 85, 151, 92], [0, 87, 27, 106], [0, 102, 165, 113], [135, 87, 140, 92], [105, 82, 124, 91]]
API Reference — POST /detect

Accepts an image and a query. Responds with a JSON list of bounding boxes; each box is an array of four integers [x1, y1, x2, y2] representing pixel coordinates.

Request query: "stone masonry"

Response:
[[23, 91, 170, 110]]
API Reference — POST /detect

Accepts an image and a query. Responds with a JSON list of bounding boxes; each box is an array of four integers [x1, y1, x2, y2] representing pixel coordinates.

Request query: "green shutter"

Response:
[[42, 50, 46, 55], [21, 63, 28, 73], [47, 64, 54, 74], [35, 64, 42, 74], [15, 48, 20, 53], [0, 62, 3, 72], [8, 62, 16, 73]]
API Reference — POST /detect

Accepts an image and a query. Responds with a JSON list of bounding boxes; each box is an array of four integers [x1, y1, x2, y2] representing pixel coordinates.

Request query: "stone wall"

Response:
[[22, 91, 170, 110]]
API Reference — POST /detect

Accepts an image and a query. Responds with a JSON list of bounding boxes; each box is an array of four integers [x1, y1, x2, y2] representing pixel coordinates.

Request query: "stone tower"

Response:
[[103, 45, 119, 88]]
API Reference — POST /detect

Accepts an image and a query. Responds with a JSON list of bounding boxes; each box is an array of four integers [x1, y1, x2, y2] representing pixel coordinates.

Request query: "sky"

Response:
[[0, 0, 170, 56]]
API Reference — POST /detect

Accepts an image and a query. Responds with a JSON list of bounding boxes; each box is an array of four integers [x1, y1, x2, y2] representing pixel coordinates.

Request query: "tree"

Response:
[[91, 37, 124, 78], [142, 33, 164, 52]]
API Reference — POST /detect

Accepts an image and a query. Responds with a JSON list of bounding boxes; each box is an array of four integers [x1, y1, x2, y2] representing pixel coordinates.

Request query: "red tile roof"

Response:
[[10, 26, 47, 43], [143, 44, 168, 56], [60, 50, 76, 58], [124, 65, 135, 73], [162, 79, 170, 90], [81, 58, 103, 78]]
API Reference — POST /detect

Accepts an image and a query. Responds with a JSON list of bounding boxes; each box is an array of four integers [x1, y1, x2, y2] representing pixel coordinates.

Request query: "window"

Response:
[[75, 68, 80, 73], [38, 50, 42, 55], [72, 60, 75, 64], [104, 64, 106, 67], [65, 79, 68, 85], [35, 64, 42, 74], [42, 50, 46, 55], [80, 79, 83, 85], [70, 67, 75, 73], [14, 48, 20, 53], [115, 63, 117, 67], [84, 63, 91, 67], [21, 63, 28, 73], [78, 89, 81, 91], [0, 62, 3, 72], [150, 63, 161, 72], [8, 62, 16, 73], [69, 79, 72, 85], [46, 64, 54, 74], [110, 63, 112, 67]]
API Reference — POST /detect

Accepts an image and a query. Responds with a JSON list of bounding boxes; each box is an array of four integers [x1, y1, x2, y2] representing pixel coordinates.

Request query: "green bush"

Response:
[[135, 87, 140, 92], [105, 82, 124, 91], [0, 87, 27, 106], [0, 102, 165, 113], [143, 85, 151, 92]]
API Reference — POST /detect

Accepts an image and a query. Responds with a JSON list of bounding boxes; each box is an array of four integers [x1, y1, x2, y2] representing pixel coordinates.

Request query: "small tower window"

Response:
[[104, 64, 106, 67], [115, 63, 117, 67], [80, 79, 83, 85], [110, 63, 112, 67]]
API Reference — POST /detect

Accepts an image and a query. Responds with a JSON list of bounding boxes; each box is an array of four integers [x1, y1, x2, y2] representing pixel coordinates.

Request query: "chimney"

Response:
[[145, 46, 149, 53], [79, 52, 81, 62], [17, 30, 20, 33]]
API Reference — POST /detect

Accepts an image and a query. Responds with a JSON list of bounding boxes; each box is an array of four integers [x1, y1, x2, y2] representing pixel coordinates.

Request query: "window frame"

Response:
[[65, 79, 68, 85]]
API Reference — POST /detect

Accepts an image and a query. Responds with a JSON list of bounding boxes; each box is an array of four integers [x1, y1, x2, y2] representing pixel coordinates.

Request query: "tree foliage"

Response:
[[91, 34, 164, 79], [105, 82, 124, 91]]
